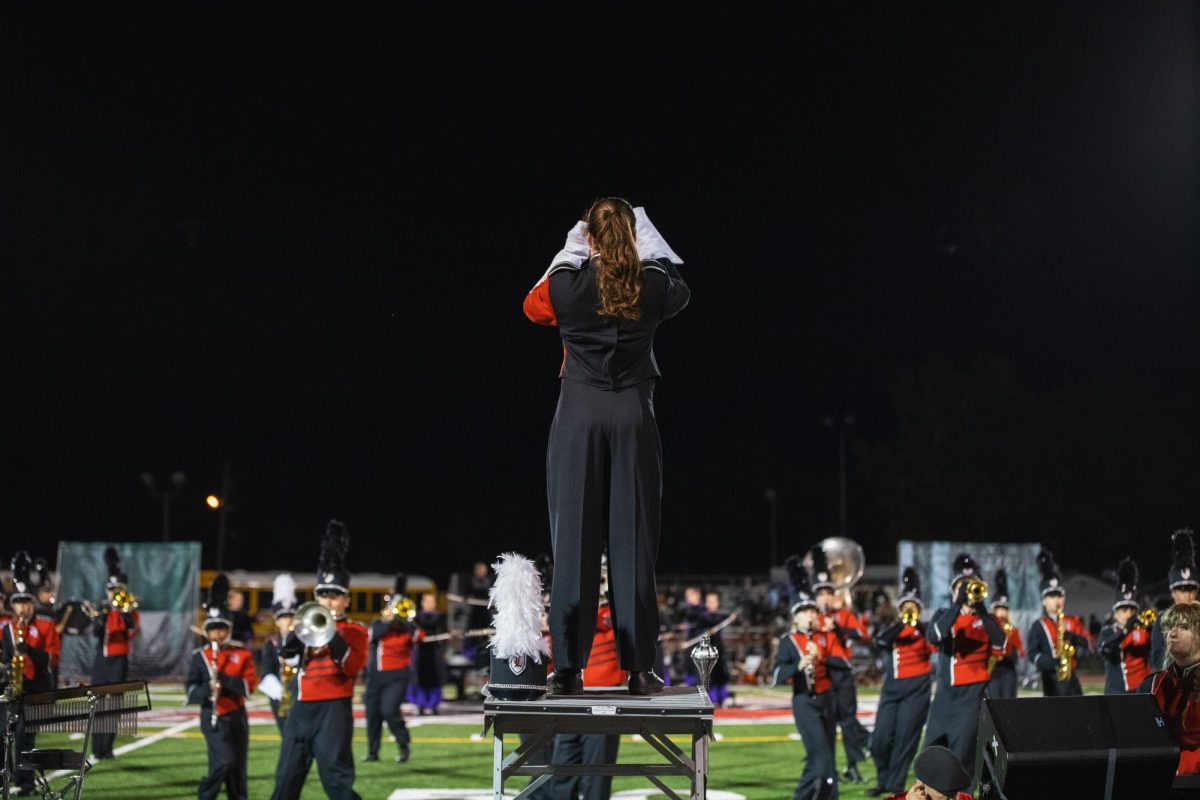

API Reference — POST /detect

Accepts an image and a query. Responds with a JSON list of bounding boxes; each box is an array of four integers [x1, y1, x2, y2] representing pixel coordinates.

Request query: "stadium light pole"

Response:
[[141, 470, 187, 541], [822, 413, 855, 538], [764, 487, 778, 570]]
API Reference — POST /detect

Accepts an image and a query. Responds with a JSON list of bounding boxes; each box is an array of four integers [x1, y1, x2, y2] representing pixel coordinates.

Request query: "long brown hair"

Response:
[[586, 197, 642, 320]]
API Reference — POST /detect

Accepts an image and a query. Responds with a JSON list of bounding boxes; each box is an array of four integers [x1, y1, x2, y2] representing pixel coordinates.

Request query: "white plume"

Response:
[[488, 552, 550, 661], [273, 573, 296, 609]]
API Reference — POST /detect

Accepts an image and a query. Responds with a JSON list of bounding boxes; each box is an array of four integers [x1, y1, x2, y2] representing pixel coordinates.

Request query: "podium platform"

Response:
[[483, 685, 714, 800]]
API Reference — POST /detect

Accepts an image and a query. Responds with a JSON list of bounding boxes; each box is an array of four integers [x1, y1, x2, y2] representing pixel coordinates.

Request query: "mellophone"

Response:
[[2, 681, 151, 800]]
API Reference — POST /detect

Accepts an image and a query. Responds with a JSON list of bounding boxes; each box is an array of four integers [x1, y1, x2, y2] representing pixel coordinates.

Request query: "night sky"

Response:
[[6, 4, 1198, 587]]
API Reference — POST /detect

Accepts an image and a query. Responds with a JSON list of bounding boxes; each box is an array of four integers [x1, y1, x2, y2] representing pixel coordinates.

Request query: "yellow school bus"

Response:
[[198, 570, 438, 640]]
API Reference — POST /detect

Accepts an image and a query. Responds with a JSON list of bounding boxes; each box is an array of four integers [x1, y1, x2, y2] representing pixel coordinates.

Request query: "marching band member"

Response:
[[1026, 550, 1090, 696], [258, 573, 298, 734], [186, 574, 258, 800], [269, 521, 368, 800], [1098, 557, 1152, 694], [528, 198, 688, 697], [1138, 602, 1200, 774], [869, 568, 936, 797], [410, 592, 447, 715], [1151, 529, 1199, 669], [923, 553, 1005, 779], [985, 569, 1023, 700], [363, 574, 424, 764], [774, 555, 838, 800], [2, 552, 61, 796], [884, 745, 974, 800], [812, 547, 871, 784], [91, 546, 140, 760]]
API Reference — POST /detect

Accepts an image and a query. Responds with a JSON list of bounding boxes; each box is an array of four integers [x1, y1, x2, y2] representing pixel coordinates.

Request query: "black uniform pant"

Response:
[[987, 662, 1017, 699], [826, 664, 868, 767], [270, 697, 361, 800], [547, 379, 661, 673], [198, 707, 249, 800], [365, 670, 411, 756], [870, 673, 931, 793], [545, 733, 621, 800], [14, 716, 37, 792], [792, 692, 838, 800], [1040, 671, 1083, 697], [269, 698, 287, 735], [923, 679, 986, 779], [91, 653, 128, 757]]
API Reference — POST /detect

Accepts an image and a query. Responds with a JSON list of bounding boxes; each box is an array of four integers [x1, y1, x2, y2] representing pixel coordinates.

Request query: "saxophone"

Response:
[[10, 619, 26, 697], [1055, 612, 1075, 682], [987, 620, 1013, 675], [278, 659, 298, 718]]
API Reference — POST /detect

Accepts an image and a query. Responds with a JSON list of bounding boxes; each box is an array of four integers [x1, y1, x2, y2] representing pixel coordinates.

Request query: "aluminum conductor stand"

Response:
[[484, 685, 714, 800]]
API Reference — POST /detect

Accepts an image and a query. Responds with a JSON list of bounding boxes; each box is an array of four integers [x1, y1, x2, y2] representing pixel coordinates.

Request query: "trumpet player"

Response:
[[774, 555, 837, 800], [1098, 557, 1152, 694], [91, 546, 140, 760], [2, 552, 61, 796], [259, 573, 299, 734], [1150, 528, 1199, 669], [869, 568, 936, 797], [364, 573, 425, 764], [1026, 550, 1090, 697], [186, 574, 258, 800], [985, 569, 1024, 700], [924, 553, 1006, 780], [269, 521, 368, 800]]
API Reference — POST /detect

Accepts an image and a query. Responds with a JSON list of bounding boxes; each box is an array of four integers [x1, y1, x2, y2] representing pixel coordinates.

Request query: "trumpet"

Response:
[[1138, 608, 1157, 628], [899, 607, 920, 627], [966, 579, 988, 605], [293, 602, 337, 648], [384, 594, 416, 622], [112, 587, 138, 614]]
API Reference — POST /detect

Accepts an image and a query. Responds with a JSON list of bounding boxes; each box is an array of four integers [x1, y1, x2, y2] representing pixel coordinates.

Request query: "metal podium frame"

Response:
[[483, 685, 714, 800]]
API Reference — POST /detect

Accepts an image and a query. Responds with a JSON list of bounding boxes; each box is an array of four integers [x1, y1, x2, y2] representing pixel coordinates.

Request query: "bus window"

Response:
[[296, 590, 308, 604], [258, 589, 272, 612], [372, 592, 383, 612], [355, 592, 367, 613]]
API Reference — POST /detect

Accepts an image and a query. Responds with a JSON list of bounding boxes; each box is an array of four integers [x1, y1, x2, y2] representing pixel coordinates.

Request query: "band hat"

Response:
[[786, 554, 819, 614], [270, 573, 297, 619], [808, 546, 835, 592], [103, 546, 128, 591], [898, 566, 923, 609], [8, 551, 34, 602], [949, 553, 981, 593], [1112, 557, 1139, 610], [1168, 529, 1199, 590], [991, 568, 1011, 609], [203, 573, 232, 629], [314, 520, 351, 594], [913, 745, 971, 795], [1037, 550, 1066, 597]]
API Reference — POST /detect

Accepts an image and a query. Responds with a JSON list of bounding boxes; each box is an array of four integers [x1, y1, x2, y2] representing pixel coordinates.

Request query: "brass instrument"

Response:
[[293, 602, 337, 648], [806, 537, 866, 592], [278, 658, 298, 718], [987, 620, 1014, 674], [384, 594, 417, 622], [208, 640, 221, 727], [1138, 608, 1157, 628], [10, 618, 26, 697], [965, 579, 989, 605], [899, 607, 920, 627], [1055, 612, 1075, 682], [112, 587, 138, 614], [803, 639, 818, 698]]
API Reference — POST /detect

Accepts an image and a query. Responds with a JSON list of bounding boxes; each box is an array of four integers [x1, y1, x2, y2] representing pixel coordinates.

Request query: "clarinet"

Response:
[[804, 636, 817, 697], [208, 640, 221, 727]]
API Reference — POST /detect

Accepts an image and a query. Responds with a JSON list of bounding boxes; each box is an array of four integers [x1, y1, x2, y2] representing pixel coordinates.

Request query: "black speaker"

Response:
[[974, 695, 1179, 800]]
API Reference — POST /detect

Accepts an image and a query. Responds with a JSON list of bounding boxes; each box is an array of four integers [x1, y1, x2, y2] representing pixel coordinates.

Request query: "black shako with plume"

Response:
[[991, 569, 1011, 610], [314, 520, 351, 594], [1037, 550, 1064, 597], [1113, 557, 1139, 610], [9, 551, 34, 601], [786, 554, 817, 614], [104, 546, 127, 590], [204, 573, 232, 629], [1169, 528, 1198, 591], [808, 546, 833, 592], [950, 552, 981, 592], [898, 567, 923, 609]]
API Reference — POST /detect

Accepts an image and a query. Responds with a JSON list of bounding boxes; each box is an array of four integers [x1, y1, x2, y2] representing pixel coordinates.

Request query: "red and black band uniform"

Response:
[[2, 616, 62, 794], [819, 608, 871, 771], [525, 256, 689, 675], [186, 641, 259, 800], [365, 618, 425, 759], [773, 629, 837, 800], [270, 617, 368, 800], [986, 623, 1025, 700], [871, 620, 936, 795], [1098, 620, 1151, 695], [91, 607, 140, 758], [1025, 613, 1090, 697], [1138, 662, 1200, 775], [546, 605, 628, 800], [924, 604, 1006, 777], [258, 633, 296, 734]]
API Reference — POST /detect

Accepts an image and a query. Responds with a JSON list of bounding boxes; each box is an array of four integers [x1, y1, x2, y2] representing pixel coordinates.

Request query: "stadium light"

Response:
[[206, 494, 221, 509]]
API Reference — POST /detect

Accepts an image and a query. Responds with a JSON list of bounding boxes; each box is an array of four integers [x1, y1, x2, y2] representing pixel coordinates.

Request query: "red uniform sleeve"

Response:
[[1011, 627, 1026, 658], [339, 623, 368, 679], [523, 279, 557, 326], [43, 620, 61, 668], [242, 650, 259, 696]]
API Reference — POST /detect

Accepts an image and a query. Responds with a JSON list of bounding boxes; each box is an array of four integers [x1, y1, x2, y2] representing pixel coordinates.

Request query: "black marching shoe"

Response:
[[548, 669, 584, 695], [865, 786, 886, 797], [397, 745, 411, 763], [627, 670, 665, 696], [841, 763, 866, 784], [361, 753, 379, 763]]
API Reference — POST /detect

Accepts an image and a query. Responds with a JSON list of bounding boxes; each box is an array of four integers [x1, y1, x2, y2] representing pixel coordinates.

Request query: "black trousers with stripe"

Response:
[[269, 697, 360, 800], [547, 379, 662, 673], [90, 653, 128, 758], [870, 672, 931, 793], [364, 669, 411, 755], [198, 707, 249, 800]]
